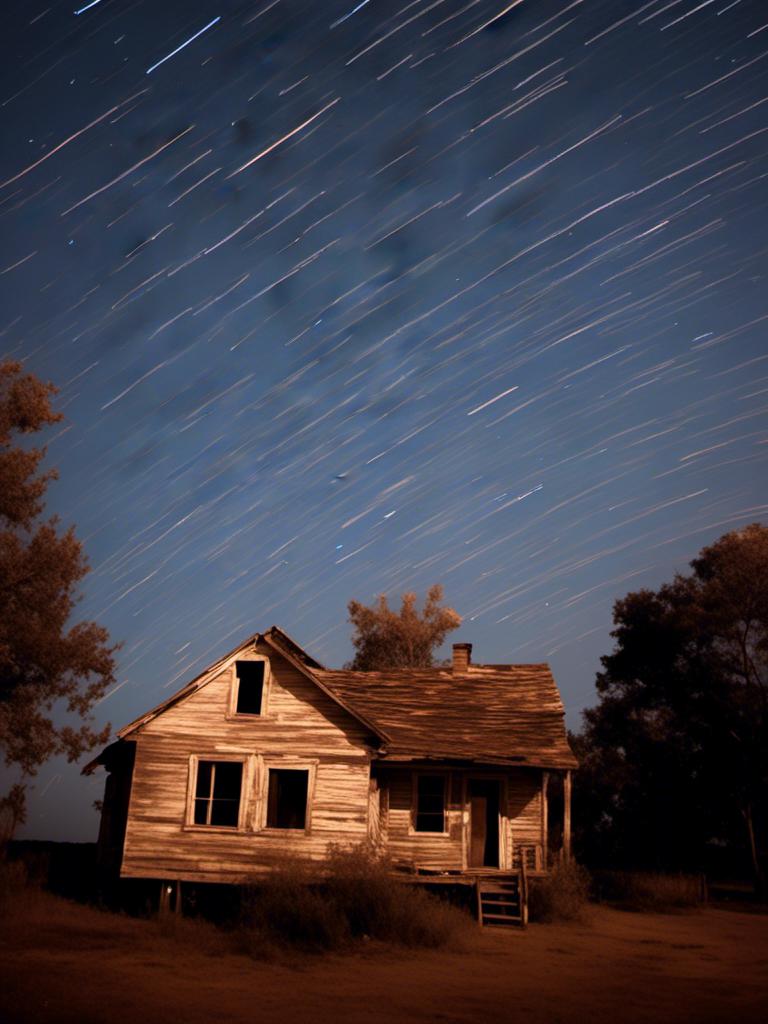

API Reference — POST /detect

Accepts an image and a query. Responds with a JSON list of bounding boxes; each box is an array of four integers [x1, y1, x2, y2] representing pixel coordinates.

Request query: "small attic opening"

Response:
[[235, 661, 265, 714]]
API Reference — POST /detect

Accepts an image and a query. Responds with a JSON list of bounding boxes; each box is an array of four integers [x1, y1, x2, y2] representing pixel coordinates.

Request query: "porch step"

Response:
[[481, 912, 522, 926], [476, 873, 527, 928]]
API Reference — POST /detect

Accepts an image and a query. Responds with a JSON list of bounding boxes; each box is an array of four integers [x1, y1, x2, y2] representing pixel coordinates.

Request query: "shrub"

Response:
[[239, 844, 470, 954], [592, 871, 705, 911], [528, 860, 591, 923], [241, 859, 350, 952]]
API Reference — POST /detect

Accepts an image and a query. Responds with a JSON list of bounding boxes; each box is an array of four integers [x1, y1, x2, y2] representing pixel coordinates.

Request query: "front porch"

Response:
[[372, 763, 573, 877]]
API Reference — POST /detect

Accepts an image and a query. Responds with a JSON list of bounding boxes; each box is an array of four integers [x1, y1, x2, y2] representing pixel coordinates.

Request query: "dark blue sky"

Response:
[[1, 0, 766, 841]]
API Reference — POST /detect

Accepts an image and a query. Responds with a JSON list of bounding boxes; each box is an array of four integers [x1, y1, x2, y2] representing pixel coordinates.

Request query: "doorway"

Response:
[[468, 779, 500, 868]]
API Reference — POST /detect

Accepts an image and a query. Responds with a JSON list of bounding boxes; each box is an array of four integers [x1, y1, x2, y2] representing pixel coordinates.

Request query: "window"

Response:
[[235, 660, 265, 715], [193, 760, 243, 827], [414, 774, 446, 833], [266, 768, 309, 830]]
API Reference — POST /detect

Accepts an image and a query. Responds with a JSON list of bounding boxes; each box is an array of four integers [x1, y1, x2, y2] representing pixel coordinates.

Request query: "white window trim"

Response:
[[227, 655, 271, 719], [259, 759, 317, 835], [184, 753, 254, 832], [409, 770, 450, 837]]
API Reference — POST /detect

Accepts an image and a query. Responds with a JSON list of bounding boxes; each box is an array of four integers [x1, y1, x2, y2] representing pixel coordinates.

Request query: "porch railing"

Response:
[[512, 843, 543, 872]]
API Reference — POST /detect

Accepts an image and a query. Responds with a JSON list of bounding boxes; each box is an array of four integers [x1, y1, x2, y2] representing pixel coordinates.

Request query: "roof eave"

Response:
[[376, 750, 578, 770], [110, 627, 388, 748], [262, 633, 390, 746]]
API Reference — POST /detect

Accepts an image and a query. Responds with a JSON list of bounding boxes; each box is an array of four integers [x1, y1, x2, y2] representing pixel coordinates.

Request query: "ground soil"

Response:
[[1, 891, 767, 1024]]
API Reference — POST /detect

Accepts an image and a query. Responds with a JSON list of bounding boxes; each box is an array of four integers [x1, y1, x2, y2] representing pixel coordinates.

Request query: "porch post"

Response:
[[541, 772, 549, 869], [563, 770, 572, 862], [159, 881, 171, 916]]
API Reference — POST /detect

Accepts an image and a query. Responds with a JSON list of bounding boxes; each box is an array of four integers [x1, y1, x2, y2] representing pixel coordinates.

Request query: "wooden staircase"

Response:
[[475, 870, 528, 928]]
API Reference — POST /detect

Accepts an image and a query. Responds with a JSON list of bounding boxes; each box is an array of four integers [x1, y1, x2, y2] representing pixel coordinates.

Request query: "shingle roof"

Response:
[[83, 627, 577, 773], [315, 663, 577, 770]]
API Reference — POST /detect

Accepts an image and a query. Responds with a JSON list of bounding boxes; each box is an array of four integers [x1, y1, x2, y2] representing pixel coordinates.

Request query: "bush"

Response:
[[324, 843, 468, 947], [239, 844, 470, 954], [592, 870, 705, 911], [240, 859, 350, 952], [528, 860, 591, 923]]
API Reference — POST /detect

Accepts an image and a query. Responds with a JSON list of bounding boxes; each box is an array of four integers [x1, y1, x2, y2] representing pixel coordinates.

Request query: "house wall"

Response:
[[379, 765, 544, 873], [120, 644, 374, 884]]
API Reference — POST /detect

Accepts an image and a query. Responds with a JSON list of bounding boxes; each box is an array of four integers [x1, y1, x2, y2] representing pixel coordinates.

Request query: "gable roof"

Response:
[[110, 626, 305, 740], [316, 664, 577, 770], [83, 627, 576, 773], [82, 627, 387, 773]]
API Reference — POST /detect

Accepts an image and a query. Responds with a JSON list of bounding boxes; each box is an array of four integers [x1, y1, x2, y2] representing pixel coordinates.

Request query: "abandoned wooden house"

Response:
[[85, 626, 577, 923]]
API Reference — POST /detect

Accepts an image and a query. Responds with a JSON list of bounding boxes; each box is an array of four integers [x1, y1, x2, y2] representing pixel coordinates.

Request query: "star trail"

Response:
[[1, 0, 766, 839]]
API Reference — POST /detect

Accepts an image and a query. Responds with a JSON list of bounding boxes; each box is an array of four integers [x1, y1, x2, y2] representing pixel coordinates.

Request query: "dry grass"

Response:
[[528, 860, 591, 923], [239, 844, 471, 953], [592, 870, 706, 911], [2, 880, 767, 1024], [3, 844, 470, 959]]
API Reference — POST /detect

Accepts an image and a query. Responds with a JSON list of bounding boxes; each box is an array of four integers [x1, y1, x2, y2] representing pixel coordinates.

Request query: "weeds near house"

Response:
[[240, 858, 349, 953], [239, 844, 471, 953], [528, 860, 591, 923], [2, 843, 469, 959]]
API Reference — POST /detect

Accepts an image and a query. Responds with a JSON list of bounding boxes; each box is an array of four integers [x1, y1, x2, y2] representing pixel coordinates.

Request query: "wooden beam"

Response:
[[563, 770, 572, 862], [541, 771, 549, 869]]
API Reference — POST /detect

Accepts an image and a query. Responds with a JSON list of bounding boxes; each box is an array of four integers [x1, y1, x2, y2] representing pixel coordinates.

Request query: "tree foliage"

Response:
[[573, 524, 767, 895], [0, 360, 118, 820], [346, 585, 461, 670]]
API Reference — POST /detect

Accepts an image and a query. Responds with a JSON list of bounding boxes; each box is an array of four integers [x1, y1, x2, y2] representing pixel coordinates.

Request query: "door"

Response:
[[468, 779, 500, 868]]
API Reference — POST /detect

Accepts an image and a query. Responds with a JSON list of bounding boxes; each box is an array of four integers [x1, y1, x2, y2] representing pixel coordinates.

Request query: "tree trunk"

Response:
[[743, 802, 766, 901]]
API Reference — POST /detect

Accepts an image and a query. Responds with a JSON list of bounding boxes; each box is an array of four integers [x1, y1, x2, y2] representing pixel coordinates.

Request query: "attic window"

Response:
[[266, 768, 308, 830], [235, 661, 265, 715], [415, 774, 446, 833], [193, 760, 242, 828]]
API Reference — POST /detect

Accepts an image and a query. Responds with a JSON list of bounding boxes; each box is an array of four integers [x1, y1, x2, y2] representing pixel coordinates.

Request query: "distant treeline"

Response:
[[569, 524, 767, 898], [7, 841, 98, 902]]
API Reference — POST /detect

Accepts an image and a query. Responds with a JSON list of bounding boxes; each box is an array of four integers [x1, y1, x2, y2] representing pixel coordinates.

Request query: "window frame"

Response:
[[227, 656, 271, 719], [259, 759, 317, 835], [410, 771, 450, 837], [184, 754, 251, 832]]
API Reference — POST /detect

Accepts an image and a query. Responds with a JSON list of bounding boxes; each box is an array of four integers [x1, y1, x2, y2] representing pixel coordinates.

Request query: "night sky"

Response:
[[2, 0, 767, 841]]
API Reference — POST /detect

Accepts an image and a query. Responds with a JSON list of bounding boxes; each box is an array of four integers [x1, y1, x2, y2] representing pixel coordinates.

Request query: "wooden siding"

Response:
[[378, 765, 544, 874], [507, 771, 543, 869], [367, 777, 382, 846], [385, 767, 464, 872], [121, 644, 374, 883]]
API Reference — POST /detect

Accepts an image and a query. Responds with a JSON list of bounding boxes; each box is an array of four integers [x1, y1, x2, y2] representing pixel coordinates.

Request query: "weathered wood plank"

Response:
[[121, 645, 374, 882], [114, 635, 556, 885]]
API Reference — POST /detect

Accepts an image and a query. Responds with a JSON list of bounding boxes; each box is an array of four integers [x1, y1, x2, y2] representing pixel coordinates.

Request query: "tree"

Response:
[[346, 584, 461, 670], [0, 360, 118, 827], [573, 524, 767, 895]]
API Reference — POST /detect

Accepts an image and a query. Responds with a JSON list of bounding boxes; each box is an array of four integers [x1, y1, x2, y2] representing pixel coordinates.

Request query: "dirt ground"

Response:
[[1, 892, 767, 1024]]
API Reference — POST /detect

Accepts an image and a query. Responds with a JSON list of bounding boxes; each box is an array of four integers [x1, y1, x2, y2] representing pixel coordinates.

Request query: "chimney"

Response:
[[452, 642, 472, 675]]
